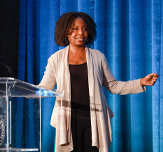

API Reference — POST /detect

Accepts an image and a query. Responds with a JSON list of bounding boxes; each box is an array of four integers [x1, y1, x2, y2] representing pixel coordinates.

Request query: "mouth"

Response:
[[76, 38, 86, 41]]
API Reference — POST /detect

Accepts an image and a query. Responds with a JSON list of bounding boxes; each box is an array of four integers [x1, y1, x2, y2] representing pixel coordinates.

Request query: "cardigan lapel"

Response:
[[86, 47, 99, 147]]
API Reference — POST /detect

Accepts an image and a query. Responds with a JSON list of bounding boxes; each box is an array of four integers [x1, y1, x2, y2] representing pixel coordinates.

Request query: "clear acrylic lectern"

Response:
[[0, 78, 64, 152]]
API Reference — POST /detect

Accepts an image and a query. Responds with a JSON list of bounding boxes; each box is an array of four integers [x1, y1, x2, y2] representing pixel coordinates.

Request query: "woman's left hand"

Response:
[[140, 73, 159, 86]]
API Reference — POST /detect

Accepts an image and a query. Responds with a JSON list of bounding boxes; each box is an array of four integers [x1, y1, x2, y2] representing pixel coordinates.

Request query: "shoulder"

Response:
[[88, 47, 106, 61], [48, 47, 68, 62], [50, 47, 67, 58]]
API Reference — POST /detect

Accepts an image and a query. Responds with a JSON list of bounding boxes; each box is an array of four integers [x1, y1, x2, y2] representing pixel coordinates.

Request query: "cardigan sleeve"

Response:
[[102, 55, 145, 95], [39, 55, 57, 90]]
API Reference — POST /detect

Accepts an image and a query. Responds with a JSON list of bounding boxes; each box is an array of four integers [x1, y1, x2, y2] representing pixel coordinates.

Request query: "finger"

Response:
[[152, 76, 158, 79], [152, 73, 159, 77], [149, 81, 155, 86], [152, 77, 158, 81], [151, 80, 156, 83]]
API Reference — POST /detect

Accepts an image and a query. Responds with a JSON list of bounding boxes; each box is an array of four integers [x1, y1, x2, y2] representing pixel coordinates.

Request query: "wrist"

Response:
[[140, 78, 145, 86]]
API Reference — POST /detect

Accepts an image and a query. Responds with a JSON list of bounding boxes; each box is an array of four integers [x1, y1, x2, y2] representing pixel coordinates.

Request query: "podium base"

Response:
[[0, 148, 39, 152]]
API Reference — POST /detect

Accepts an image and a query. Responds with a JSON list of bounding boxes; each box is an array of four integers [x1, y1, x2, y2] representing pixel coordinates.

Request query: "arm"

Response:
[[102, 56, 146, 95], [39, 56, 57, 90]]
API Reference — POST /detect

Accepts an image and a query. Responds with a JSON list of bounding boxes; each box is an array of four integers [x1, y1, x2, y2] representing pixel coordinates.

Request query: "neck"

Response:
[[69, 44, 85, 54]]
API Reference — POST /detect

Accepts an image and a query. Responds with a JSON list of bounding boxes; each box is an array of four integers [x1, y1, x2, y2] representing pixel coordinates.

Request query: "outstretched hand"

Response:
[[140, 73, 159, 86]]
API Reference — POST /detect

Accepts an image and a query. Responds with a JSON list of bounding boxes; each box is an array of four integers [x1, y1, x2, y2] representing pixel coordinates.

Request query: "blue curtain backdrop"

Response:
[[17, 0, 163, 151]]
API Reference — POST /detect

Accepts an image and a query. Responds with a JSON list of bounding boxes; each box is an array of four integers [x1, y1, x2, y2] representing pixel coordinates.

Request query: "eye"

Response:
[[83, 27, 88, 31], [73, 28, 78, 31]]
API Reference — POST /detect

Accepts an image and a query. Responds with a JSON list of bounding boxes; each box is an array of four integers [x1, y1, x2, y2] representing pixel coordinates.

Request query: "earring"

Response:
[[65, 36, 68, 44]]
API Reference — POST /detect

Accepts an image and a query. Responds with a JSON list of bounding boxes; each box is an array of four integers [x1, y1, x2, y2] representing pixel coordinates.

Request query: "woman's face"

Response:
[[67, 17, 88, 47]]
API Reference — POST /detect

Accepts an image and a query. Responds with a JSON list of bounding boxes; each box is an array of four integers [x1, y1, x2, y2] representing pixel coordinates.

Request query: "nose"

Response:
[[78, 28, 84, 35]]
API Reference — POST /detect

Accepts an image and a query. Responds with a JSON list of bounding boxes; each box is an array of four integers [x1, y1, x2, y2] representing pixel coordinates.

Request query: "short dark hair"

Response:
[[54, 12, 97, 47]]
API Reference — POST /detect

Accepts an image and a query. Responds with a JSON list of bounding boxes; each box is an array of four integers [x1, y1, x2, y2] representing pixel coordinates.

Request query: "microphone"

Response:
[[0, 63, 12, 75]]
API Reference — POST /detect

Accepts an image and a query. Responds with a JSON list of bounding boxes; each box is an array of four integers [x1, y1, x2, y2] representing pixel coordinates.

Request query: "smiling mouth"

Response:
[[76, 38, 85, 40]]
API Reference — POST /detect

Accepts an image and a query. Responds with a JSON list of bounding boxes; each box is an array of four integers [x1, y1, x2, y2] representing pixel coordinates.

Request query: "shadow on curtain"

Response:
[[17, 0, 162, 151]]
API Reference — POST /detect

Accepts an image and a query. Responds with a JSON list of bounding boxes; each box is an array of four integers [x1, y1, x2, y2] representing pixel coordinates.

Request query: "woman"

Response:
[[39, 12, 158, 152]]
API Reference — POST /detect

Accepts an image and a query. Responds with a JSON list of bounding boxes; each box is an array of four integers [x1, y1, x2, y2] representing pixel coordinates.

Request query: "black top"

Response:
[[69, 62, 90, 105]]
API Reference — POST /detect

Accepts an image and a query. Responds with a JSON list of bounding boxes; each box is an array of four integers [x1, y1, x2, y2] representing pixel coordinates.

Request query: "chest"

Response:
[[68, 50, 87, 65]]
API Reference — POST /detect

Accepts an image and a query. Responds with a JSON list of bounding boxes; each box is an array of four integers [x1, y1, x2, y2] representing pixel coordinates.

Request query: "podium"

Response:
[[0, 78, 64, 152]]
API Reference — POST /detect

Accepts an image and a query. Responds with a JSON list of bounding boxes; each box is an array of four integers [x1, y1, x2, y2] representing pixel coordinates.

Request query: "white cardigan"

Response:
[[39, 46, 145, 152]]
